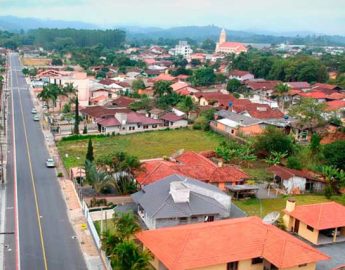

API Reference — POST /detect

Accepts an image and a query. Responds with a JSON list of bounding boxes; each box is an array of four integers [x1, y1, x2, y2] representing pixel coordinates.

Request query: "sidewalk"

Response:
[[28, 78, 105, 270]]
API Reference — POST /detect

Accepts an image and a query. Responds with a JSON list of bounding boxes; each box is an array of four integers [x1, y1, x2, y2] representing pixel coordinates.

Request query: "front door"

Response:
[[294, 219, 300, 233]]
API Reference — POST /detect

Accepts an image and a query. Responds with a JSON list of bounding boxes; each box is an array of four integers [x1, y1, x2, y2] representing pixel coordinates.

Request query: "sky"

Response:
[[0, 0, 345, 35]]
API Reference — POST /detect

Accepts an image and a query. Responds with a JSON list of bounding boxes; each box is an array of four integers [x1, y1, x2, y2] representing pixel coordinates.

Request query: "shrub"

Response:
[[57, 172, 63, 177], [254, 126, 294, 157], [323, 141, 345, 170], [287, 156, 302, 170]]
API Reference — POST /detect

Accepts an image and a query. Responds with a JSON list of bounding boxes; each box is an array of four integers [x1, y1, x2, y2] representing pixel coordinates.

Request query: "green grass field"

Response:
[[233, 194, 345, 217], [57, 129, 224, 169]]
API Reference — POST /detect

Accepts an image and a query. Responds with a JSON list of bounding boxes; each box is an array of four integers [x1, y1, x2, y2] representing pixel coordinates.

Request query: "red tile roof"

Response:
[[246, 80, 280, 91], [326, 100, 345, 111], [268, 165, 318, 181], [313, 83, 339, 90], [136, 151, 249, 185], [195, 92, 236, 107], [287, 82, 310, 89], [242, 103, 284, 119], [286, 202, 345, 230], [299, 91, 327, 99], [97, 117, 120, 127], [104, 96, 135, 108], [149, 73, 176, 83], [80, 106, 130, 118], [219, 42, 247, 51], [136, 216, 329, 270], [229, 70, 252, 77], [326, 92, 345, 100], [160, 112, 184, 122], [127, 112, 163, 125]]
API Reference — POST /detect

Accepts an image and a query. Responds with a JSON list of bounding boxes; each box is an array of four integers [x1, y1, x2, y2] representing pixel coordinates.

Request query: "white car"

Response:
[[33, 115, 40, 121], [31, 108, 37, 114], [46, 158, 55, 168]]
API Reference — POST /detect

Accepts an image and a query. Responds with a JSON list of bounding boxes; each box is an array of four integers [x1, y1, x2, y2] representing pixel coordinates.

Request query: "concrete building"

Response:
[[283, 200, 345, 245], [169, 41, 193, 59], [131, 174, 234, 229], [215, 29, 247, 55], [137, 216, 329, 270], [268, 165, 325, 194]]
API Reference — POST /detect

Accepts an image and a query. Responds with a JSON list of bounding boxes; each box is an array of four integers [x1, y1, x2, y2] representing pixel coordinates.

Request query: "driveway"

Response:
[[316, 242, 345, 270]]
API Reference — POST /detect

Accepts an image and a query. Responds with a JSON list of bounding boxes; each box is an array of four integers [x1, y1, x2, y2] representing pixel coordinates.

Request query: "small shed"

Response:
[[226, 184, 259, 199]]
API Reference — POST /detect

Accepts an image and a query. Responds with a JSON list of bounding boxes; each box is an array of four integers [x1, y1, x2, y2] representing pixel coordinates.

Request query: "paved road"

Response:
[[4, 53, 87, 270]]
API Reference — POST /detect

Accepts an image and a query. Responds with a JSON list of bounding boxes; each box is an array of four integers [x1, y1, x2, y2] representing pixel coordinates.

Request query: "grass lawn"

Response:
[[242, 160, 272, 182], [22, 57, 51, 66], [57, 129, 224, 169], [233, 194, 345, 218]]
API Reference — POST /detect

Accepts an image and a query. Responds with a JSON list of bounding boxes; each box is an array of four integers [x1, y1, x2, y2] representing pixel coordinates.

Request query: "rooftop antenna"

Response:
[[262, 211, 280, 225]]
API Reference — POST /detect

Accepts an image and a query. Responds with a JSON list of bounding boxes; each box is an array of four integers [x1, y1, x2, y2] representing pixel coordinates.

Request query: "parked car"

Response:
[[31, 108, 37, 114], [33, 115, 40, 121], [46, 158, 55, 168]]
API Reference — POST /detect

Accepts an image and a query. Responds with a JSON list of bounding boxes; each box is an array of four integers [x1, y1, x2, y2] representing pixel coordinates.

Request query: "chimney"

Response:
[[285, 198, 296, 212], [170, 181, 190, 203]]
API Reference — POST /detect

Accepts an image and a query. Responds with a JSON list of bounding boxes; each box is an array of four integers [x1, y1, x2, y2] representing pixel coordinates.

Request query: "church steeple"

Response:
[[219, 28, 227, 44]]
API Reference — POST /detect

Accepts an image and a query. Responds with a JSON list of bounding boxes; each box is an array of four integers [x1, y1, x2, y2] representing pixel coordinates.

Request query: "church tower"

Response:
[[219, 28, 227, 44]]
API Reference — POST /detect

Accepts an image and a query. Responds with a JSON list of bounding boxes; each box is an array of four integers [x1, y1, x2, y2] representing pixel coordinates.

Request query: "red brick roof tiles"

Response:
[[286, 202, 345, 230], [136, 216, 329, 270]]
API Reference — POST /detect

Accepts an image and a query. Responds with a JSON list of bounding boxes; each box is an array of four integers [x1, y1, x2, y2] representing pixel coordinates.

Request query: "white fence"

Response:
[[81, 200, 112, 270]]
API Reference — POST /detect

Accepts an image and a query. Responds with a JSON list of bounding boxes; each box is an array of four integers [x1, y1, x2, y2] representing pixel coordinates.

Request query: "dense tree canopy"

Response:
[[28, 28, 126, 49], [229, 51, 329, 83], [190, 67, 216, 86]]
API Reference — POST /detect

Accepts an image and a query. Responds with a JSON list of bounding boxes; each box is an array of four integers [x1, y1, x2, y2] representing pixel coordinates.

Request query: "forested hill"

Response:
[[0, 28, 126, 49], [126, 25, 345, 46]]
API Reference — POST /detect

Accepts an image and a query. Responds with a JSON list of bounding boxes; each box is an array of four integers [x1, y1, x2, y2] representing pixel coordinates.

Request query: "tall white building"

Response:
[[169, 41, 193, 59]]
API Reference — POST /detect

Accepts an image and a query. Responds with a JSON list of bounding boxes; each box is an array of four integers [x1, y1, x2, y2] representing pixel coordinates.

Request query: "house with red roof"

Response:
[[286, 82, 311, 91], [229, 70, 254, 81], [137, 216, 329, 270], [245, 80, 281, 98], [147, 73, 177, 84], [325, 100, 345, 119], [135, 151, 249, 190], [96, 111, 163, 134], [192, 92, 236, 108], [268, 165, 325, 194], [160, 112, 188, 128], [283, 200, 345, 245], [170, 81, 199, 95]]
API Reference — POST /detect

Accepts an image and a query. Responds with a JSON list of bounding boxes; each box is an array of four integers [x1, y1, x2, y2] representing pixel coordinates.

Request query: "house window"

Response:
[[143, 125, 148, 129], [205, 216, 214, 222], [251, 257, 263, 264], [307, 225, 314, 232], [231, 129, 235, 134], [227, 261, 238, 270], [179, 217, 188, 224], [152, 124, 157, 128], [191, 216, 198, 222], [298, 264, 307, 268]]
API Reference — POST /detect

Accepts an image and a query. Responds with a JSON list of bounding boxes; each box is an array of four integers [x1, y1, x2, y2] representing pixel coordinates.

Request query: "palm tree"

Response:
[[37, 83, 63, 110], [112, 212, 140, 241], [112, 240, 152, 270], [84, 160, 114, 193], [274, 83, 290, 111]]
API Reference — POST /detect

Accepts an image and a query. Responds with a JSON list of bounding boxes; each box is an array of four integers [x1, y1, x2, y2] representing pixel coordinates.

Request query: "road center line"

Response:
[[16, 75, 48, 270]]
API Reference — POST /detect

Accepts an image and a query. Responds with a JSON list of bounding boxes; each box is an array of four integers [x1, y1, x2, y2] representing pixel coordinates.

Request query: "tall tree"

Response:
[[153, 81, 173, 97], [74, 95, 80, 134], [86, 138, 94, 162], [274, 83, 290, 110], [289, 98, 326, 130]]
